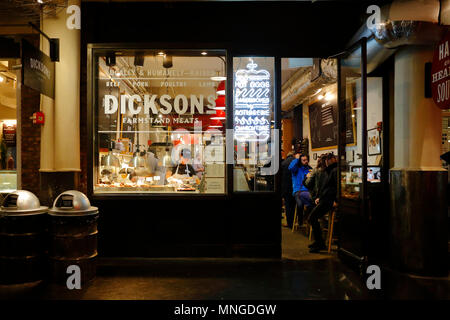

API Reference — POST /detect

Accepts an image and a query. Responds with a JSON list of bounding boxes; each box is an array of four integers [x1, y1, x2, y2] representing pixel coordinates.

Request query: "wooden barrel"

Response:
[[48, 213, 99, 286], [0, 192, 48, 285], [48, 190, 99, 286]]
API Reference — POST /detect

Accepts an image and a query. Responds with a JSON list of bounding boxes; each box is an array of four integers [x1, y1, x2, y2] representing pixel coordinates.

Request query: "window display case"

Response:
[[92, 50, 227, 194]]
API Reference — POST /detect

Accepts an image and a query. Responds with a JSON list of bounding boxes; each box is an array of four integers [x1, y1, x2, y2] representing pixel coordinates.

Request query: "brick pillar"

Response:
[[20, 36, 41, 196]]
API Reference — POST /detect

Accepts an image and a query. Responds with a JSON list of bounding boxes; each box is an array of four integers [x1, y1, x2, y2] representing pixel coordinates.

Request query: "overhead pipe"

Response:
[[282, 0, 450, 112], [281, 59, 336, 111]]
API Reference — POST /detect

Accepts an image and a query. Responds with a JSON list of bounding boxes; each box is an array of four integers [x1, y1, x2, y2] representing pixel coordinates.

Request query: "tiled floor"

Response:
[[0, 258, 372, 300], [0, 228, 448, 300]]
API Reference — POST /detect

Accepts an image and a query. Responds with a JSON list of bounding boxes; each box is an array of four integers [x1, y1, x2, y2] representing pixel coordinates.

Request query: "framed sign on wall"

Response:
[[367, 128, 381, 156], [308, 99, 338, 150]]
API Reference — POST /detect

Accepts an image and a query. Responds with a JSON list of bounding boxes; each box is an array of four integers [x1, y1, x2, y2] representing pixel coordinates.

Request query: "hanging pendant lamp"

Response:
[[214, 95, 226, 110], [208, 119, 223, 128], [216, 80, 225, 96], [211, 109, 226, 120]]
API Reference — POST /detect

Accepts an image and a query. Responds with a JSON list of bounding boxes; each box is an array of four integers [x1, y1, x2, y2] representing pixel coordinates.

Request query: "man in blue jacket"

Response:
[[288, 153, 313, 227]]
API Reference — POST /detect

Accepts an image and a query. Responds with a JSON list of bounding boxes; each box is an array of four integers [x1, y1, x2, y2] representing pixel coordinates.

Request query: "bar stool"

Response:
[[324, 209, 336, 253], [307, 209, 336, 253], [292, 205, 306, 232], [292, 205, 299, 232]]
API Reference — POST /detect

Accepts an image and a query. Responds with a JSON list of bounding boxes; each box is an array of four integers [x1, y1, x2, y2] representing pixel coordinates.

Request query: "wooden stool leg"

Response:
[[292, 205, 297, 232], [328, 211, 335, 253], [308, 225, 312, 241]]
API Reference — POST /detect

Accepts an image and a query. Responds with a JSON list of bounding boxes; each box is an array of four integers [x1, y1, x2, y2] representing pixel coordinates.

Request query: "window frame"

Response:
[[87, 44, 231, 199], [230, 54, 281, 195]]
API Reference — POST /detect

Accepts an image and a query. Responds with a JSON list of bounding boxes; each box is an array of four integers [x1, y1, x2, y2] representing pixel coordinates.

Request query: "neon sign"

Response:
[[233, 58, 272, 142]]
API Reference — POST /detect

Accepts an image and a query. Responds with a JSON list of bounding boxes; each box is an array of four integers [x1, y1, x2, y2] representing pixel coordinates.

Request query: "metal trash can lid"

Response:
[[0, 190, 48, 215], [49, 190, 98, 216]]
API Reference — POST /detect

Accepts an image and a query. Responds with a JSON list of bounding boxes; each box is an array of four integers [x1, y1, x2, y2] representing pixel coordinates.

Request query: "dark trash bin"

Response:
[[48, 190, 99, 286], [0, 190, 48, 284]]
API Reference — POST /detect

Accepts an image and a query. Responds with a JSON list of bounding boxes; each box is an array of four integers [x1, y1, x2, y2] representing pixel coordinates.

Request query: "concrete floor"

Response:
[[0, 227, 448, 300]]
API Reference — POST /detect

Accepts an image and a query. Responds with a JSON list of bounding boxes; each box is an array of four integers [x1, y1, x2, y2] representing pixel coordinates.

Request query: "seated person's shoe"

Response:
[[309, 242, 326, 253], [308, 242, 318, 248]]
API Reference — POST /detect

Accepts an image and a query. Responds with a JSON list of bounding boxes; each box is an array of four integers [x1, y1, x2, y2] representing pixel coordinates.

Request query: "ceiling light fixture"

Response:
[[211, 56, 226, 81], [325, 92, 335, 101], [158, 51, 165, 56], [208, 119, 223, 128], [214, 96, 226, 110], [37, 0, 44, 4], [211, 76, 227, 81], [163, 55, 173, 68], [3, 120, 17, 126], [211, 110, 226, 120], [201, 52, 208, 56]]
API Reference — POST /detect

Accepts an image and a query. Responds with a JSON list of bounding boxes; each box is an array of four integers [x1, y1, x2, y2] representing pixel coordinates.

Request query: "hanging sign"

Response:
[[431, 32, 450, 109], [233, 59, 272, 142], [21, 40, 55, 99]]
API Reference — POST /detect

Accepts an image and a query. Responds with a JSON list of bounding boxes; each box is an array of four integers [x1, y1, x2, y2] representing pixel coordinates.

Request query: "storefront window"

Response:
[[0, 59, 18, 193], [0, 119, 17, 193], [93, 50, 226, 194], [232, 57, 276, 192], [340, 46, 366, 200]]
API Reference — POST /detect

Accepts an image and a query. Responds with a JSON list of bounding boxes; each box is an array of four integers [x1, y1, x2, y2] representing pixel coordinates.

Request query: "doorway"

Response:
[[280, 57, 338, 260]]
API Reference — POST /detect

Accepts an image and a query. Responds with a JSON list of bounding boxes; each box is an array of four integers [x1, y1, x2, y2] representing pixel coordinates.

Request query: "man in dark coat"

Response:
[[281, 151, 296, 228], [308, 153, 338, 253]]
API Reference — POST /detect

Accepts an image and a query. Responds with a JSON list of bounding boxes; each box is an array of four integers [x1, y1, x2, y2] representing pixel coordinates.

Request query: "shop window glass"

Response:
[[340, 47, 364, 199], [0, 120, 17, 193], [94, 50, 226, 194], [0, 60, 18, 193], [232, 57, 276, 192]]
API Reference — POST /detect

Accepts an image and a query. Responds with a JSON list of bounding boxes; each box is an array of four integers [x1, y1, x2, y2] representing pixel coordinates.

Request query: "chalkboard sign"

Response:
[[308, 100, 338, 150]]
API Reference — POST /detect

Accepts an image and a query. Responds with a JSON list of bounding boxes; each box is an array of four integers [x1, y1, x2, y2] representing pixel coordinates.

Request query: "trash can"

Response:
[[48, 190, 99, 286], [0, 190, 48, 284]]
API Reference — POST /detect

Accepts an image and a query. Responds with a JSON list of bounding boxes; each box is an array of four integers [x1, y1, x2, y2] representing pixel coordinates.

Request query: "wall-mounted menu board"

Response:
[[308, 100, 338, 150]]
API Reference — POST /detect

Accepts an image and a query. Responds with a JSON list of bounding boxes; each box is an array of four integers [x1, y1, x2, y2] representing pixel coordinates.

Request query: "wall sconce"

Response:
[[163, 55, 173, 68]]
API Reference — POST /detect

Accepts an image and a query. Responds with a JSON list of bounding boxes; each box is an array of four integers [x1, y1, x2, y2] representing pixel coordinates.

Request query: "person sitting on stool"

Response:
[[288, 152, 313, 228], [308, 153, 338, 253]]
